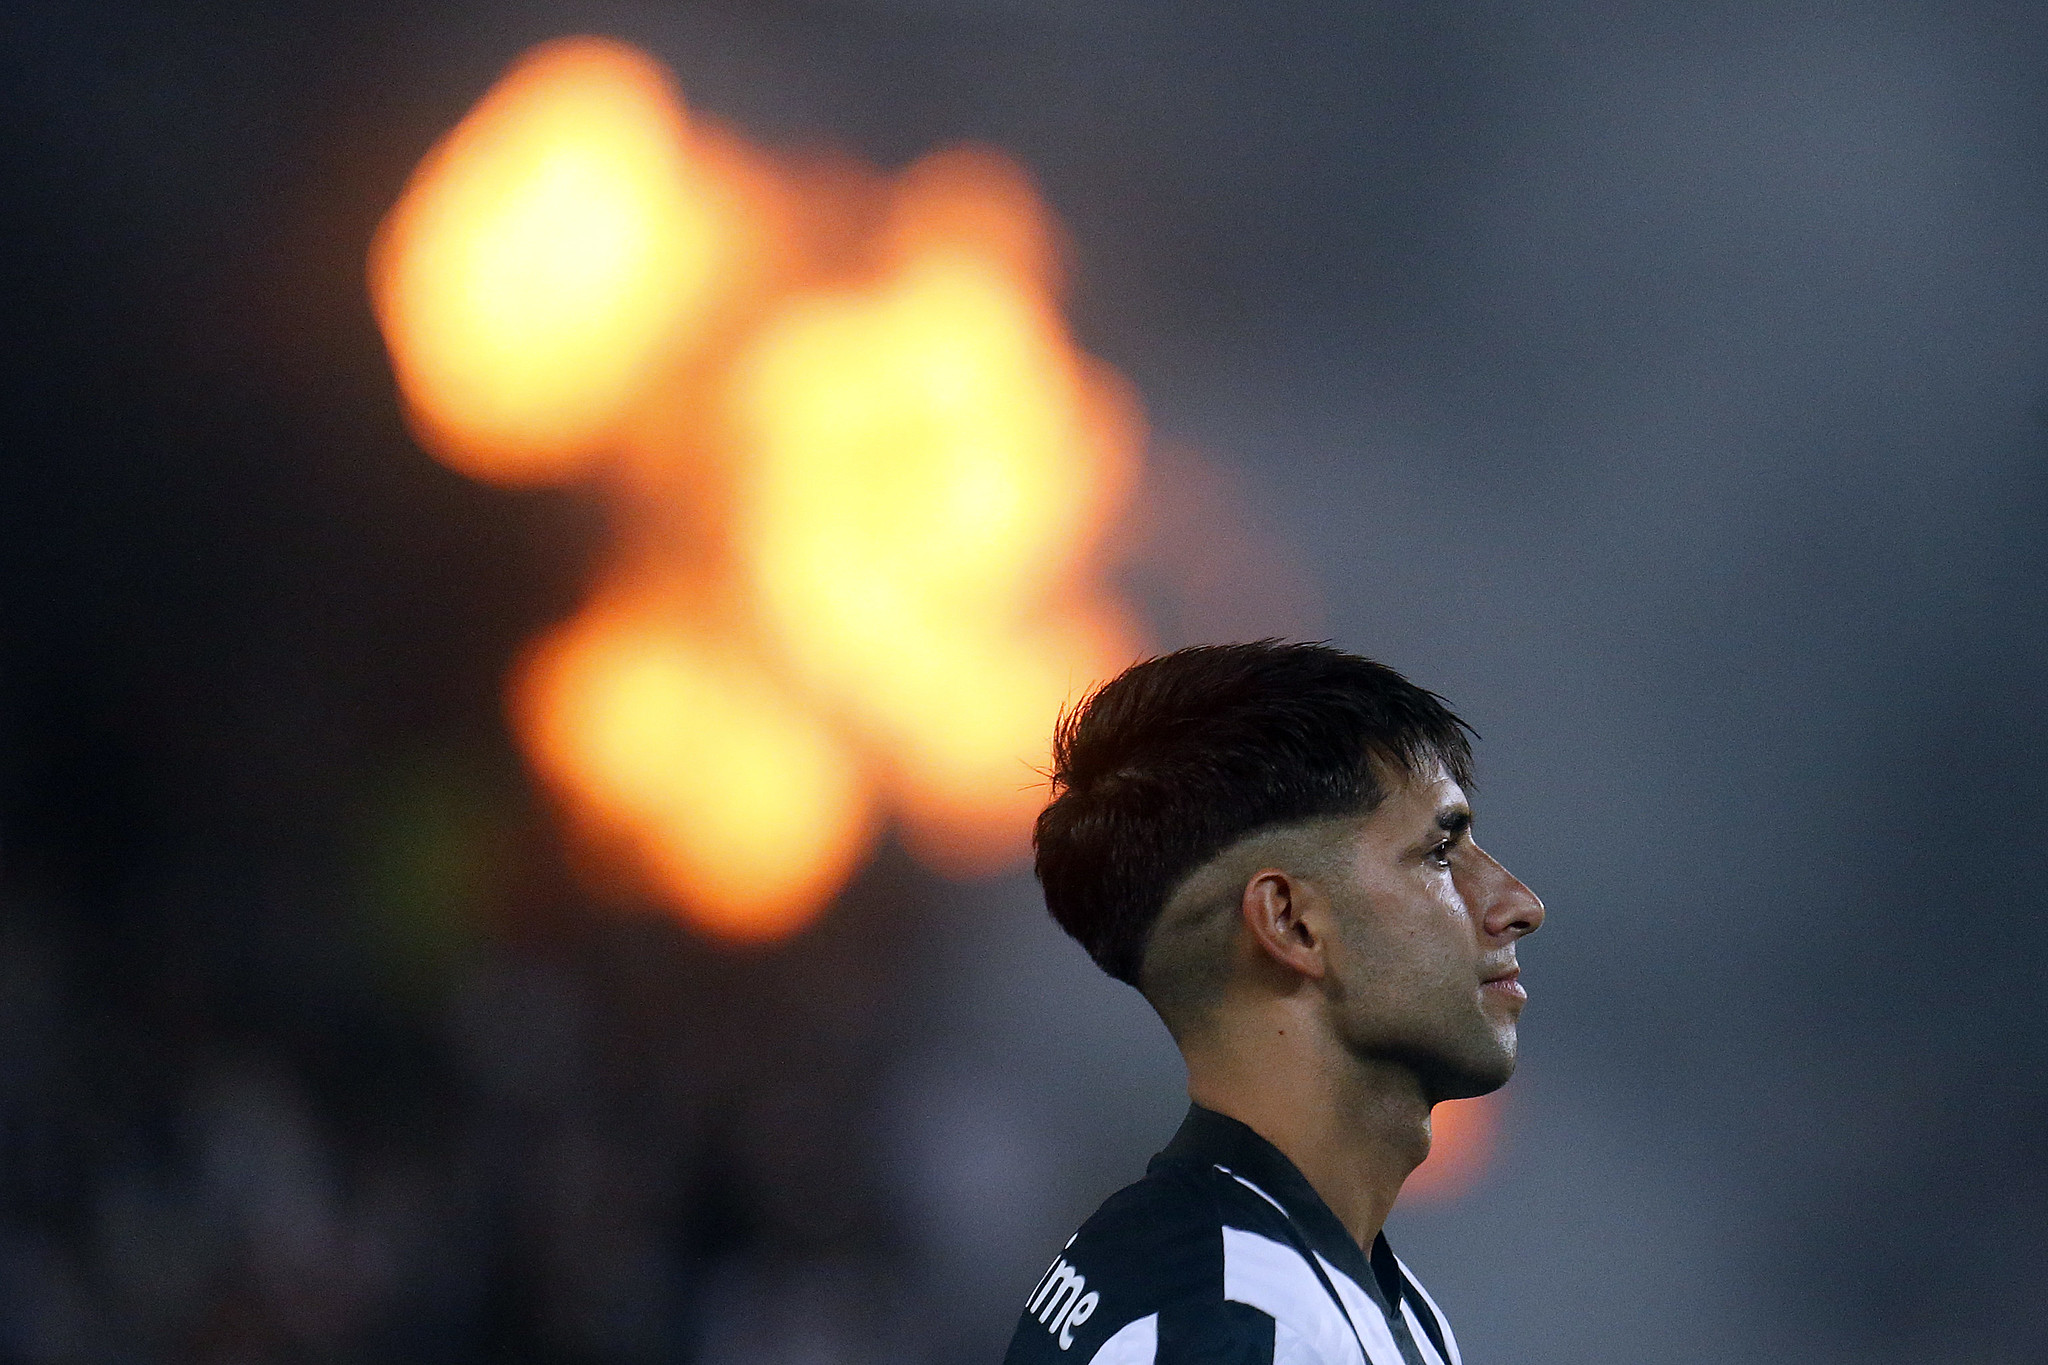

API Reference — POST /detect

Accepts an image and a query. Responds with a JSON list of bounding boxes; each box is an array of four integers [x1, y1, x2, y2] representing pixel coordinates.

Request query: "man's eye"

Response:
[[1429, 841, 1454, 868]]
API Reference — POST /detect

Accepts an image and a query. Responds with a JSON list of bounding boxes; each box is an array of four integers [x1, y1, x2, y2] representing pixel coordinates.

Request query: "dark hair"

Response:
[[1033, 641, 1475, 986]]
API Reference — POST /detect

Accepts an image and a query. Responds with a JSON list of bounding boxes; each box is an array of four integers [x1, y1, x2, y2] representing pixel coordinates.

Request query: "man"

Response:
[[1002, 642, 1544, 1365]]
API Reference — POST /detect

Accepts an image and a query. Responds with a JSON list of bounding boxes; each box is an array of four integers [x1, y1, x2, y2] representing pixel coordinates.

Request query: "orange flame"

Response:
[[511, 590, 874, 942], [732, 151, 1141, 872], [368, 38, 731, 485], [371, 38, 1142, 939]]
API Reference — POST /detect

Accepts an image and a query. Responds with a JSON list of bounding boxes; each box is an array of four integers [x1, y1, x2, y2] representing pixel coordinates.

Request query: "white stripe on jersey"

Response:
[[1273, 1320, 1329, 1365], [1311, 1252, 1411, 1365], [1216, 1165, 1292, 1220], [1393, 1257, 1462, 1365], [1086, 1312, 1157, 1365], [1221, 1227, 1367, 1365], [1399, 1301, 1447, 1365]]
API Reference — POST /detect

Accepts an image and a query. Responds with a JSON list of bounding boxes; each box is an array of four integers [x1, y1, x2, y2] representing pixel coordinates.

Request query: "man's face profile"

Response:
[[1314, 761, 1545, 1105], [1018, 644, 1538, 1362]]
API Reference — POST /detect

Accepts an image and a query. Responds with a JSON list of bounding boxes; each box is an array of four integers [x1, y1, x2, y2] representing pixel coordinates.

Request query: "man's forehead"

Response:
[[1366, 758, 1469, 827], [1187, 757, 1469, 874]]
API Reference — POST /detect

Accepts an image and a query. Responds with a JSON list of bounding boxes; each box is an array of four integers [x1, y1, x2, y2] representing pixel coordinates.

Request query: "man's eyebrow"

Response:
[[1435, 806, 1473, 836]]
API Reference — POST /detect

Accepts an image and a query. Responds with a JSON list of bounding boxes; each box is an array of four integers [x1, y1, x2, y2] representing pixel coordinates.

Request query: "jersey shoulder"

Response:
[[1002, 1162, 1290, 1365]]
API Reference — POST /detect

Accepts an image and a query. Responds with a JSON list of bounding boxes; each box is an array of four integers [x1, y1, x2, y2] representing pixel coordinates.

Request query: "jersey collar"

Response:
[[1151, 1103, 1409, 1316]]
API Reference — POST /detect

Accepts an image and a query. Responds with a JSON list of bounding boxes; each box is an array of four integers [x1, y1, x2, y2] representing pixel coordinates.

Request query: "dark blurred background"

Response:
[[4, 1, 2047, 1361]]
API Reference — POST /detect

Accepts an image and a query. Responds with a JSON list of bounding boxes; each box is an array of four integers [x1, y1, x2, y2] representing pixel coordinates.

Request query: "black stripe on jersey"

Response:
[[1158, 1301, 1274, 1364]]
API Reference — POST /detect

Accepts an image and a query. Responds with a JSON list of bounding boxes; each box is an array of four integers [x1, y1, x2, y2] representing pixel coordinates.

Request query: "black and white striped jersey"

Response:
[[1002, 1106, 1461, 1365]]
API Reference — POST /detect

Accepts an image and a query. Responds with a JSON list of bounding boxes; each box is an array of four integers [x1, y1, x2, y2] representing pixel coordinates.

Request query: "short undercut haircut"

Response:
[[1033, 641, 1475, 988]]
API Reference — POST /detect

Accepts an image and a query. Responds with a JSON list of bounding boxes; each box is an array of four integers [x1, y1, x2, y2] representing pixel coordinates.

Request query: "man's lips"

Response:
[[1482, 965, 1525, 1001]]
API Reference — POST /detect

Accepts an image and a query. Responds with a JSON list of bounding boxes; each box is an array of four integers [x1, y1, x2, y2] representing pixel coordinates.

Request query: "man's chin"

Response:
[[1358, 1028, 1519, 1103], [1418, 1039, 1516, 1104]]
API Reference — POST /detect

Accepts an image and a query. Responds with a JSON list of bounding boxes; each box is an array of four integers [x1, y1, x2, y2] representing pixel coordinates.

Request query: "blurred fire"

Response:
[[1401, 1096, 1498, 1204], [731, 153, 1142, 874], [368, 39, 730, 486], [509, 587, 876, 942], [370, 37, 1143, 941]]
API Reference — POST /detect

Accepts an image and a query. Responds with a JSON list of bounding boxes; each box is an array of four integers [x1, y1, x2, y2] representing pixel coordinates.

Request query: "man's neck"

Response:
[[1182, 1004, 1432, 1251]]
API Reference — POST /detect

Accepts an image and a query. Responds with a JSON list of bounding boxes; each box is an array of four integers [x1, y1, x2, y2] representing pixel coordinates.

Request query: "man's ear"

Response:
[[1239, 869, 1328, 981]]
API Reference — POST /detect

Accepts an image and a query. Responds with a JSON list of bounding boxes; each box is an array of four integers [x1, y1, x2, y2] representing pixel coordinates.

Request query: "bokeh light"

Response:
[[371, 39, 1144, 937], [368, 37, 730, 485], [1401, 1096, 1498, 1204], [732, 151, 1142, 872], [512, 589, 874, 943]]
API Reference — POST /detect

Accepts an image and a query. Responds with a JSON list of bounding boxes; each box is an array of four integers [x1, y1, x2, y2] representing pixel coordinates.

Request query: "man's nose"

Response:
[[1476, 849, 1544, 940]]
